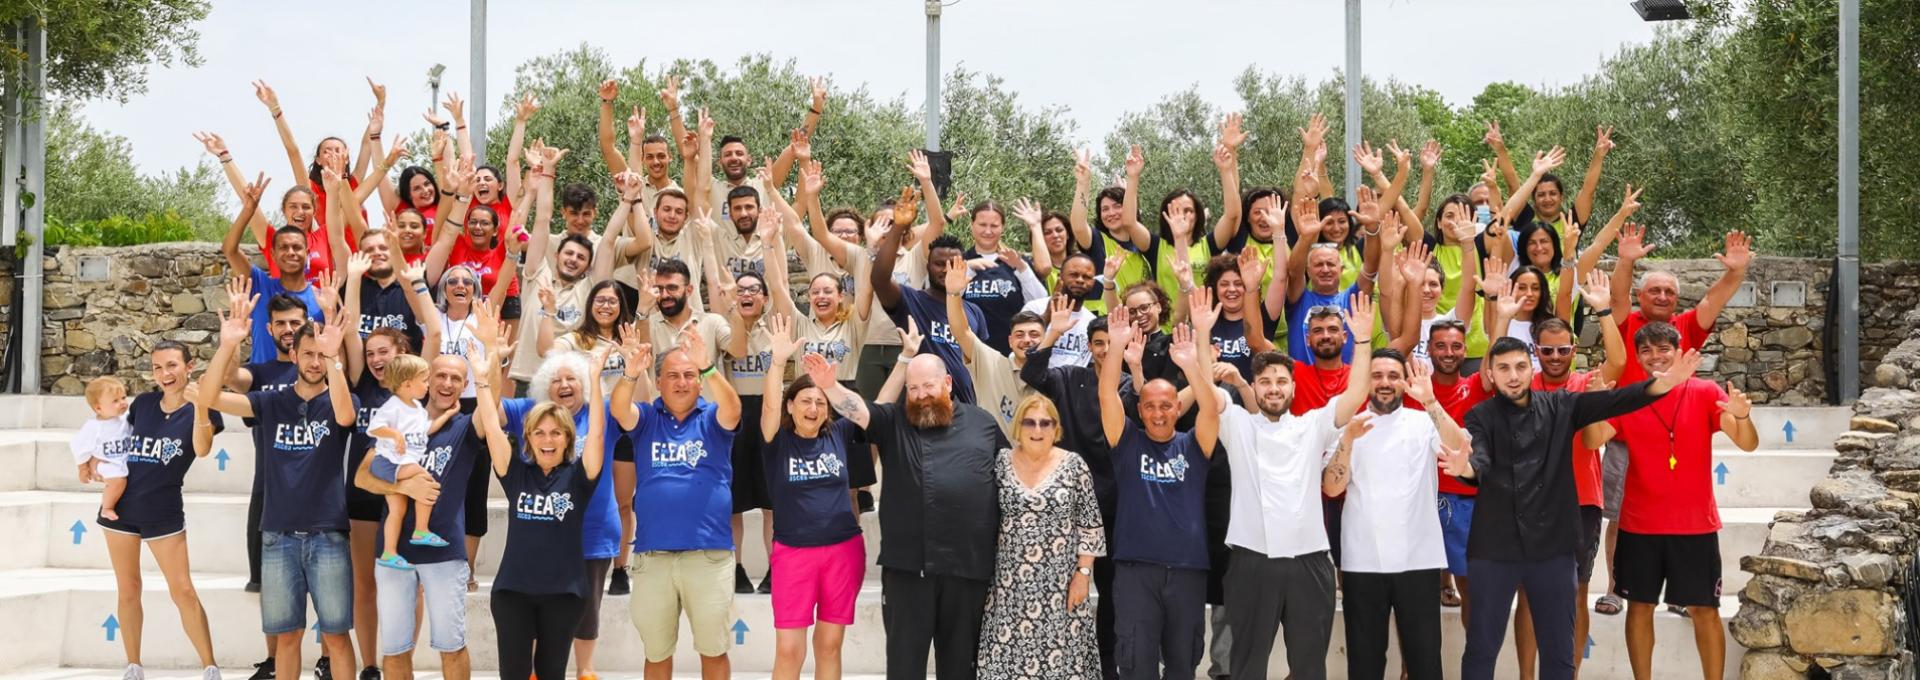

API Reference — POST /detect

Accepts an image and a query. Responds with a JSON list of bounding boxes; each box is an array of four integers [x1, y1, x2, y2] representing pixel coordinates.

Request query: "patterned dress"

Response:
[[977, 448, 1107, 680]]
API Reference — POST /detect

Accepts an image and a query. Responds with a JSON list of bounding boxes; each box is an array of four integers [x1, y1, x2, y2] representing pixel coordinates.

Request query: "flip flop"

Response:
[[1594, 593, 1623, 615], [1440, 586, 1462, 608], [1668, 604, 1691, 617]]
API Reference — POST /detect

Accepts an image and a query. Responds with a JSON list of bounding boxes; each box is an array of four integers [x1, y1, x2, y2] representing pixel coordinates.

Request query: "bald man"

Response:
[[809, 353, 1009, 680]]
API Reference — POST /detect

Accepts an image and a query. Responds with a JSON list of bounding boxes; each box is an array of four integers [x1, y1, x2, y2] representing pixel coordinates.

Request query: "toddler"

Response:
[[72, 377, 132, 520], [368, 355, 453, 570]]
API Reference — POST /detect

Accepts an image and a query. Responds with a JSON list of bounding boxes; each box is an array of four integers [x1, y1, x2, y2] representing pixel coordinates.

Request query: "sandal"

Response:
[[1668, 604, 1691, 617], [1594, 593, 1623, 615], [1440, 586, 1462, 608]]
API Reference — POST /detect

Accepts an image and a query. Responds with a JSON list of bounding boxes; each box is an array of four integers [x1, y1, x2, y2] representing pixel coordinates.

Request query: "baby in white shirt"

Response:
[[73, 377, 133, 520], [367, 355, 454, 570]]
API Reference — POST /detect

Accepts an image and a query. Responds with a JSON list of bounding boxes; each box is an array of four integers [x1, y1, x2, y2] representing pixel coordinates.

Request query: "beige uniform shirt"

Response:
[[510, 268, 595, 381], [965, 335, 1033, 440]]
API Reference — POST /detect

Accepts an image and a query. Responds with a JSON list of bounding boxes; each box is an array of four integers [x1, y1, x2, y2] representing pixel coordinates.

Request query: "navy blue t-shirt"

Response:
[[1112, 422, 1210, 570], [960, 249, 1027, 354], [118, 392, 224, 522], [391, 412, 481, 565], [1211, 315, 1281, 383], [357, 277, 423, 351], [247, 388, 359, 533], [503, 397, 628, 560], [348, 371, 393, 504], [242, 360, 299, 428], [885, 285, 985, 404], [494, 455, 600, 598], [763, 419, 862, 548]]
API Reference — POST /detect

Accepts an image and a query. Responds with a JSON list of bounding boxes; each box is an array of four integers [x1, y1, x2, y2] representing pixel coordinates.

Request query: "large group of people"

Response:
[[75, 72, 1763, 680]]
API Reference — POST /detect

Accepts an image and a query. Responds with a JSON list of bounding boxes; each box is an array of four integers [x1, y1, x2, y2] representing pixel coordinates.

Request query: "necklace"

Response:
[[1646, 386, 1686, 471]]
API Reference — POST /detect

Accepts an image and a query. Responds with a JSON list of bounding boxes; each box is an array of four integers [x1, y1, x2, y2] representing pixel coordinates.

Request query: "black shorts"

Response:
[[1575, 505, 1603, 584], [98, 512, 185, 541], [346, 445, 385, 522], [731, 394, 772, 512], [499, 295, 522, 321], [1613, 530, 1721, 607]]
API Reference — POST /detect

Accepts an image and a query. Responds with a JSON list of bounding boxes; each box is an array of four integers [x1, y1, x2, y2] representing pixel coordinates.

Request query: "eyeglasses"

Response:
[[591, 297, 622, 308], [1126, 304, 1158, 317], [1021, 418, 1057, 430], [1537, 344, 1575, 357], [736, 284, 766, 296]]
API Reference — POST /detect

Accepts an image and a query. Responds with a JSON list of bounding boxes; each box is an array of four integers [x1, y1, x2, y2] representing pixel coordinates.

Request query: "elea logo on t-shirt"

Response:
[[1215, 336, 1250, 361], [555, 305, 583, 327], [1140, 453, 1192, 483], [802, 338, 851, 365], [998, 395, 1017, 427], [788, 452, 844, 481], [357, 313, 408, 336], [127, 435, 186, 466], [514, 490, 575, 522], [726, 255, 766, 278], [929, 320, 958, 348], [650, 439, 709, 469], [965, 278, 1017, 298], [729, 350, 771, 377], [403, 431, 429, 454], [422, 443, 454, 476], [273, 420, 332, 452]]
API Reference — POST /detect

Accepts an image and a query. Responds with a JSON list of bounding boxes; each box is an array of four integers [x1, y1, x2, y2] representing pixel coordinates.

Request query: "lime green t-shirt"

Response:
[[1434, 244, 1489, 359]]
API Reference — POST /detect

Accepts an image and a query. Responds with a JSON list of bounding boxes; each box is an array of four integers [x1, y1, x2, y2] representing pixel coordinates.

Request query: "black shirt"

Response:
[[864, 400, 1009, 581], [1019, 346, 1123, 522], [357, 277, 422, 352], [1460, 381, 1661, 562]]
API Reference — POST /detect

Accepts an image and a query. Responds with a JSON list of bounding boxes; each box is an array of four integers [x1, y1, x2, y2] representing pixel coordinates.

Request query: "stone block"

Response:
[[1783, 589, 1900, 656], [1730, 605, 1784, 649], [170, 292, 205, 315], [1740, 650, 1808, 679], [72, 350, 115, 377], [65, 329, 96, 352], [1850, 416, 1899, 433], [1834, 431, 1894, 453], [51, 375, 84, 395], [1742, 555, 1825, 582], [1838, 553, 1896, 588]]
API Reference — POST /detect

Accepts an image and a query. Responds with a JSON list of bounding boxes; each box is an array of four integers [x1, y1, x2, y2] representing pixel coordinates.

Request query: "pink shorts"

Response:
[[770, 535, 867, 629]]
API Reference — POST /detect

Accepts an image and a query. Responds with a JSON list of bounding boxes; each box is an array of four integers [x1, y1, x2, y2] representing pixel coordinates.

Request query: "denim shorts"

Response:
[[1437, 493, 1475, 577], [260, 530, 354, 635], [375, 558, 470, 655]]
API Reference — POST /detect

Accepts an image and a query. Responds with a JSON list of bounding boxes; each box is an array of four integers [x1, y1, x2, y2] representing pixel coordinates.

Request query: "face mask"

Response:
[[1475, 205, 1493, 225]]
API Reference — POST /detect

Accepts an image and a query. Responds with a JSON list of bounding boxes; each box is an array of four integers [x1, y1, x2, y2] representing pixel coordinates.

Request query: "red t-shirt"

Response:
[[1535, 370, 1603, 507], [1433, 373, 1493, 496], [1291, 361, 1349, 415], [409, 202, 440, 245], [447, 237, 515, 298], [1619, 308, 1709, 385], [260, 222, 355, 283], [1605, 378, 1726, 534]]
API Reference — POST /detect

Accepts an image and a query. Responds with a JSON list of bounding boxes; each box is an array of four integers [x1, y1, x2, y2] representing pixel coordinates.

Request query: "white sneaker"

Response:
[[122, 664, 144, 680], [203, 666, 223, 680]]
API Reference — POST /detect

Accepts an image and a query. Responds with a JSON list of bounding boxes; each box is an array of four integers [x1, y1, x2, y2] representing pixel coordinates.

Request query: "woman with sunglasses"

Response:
[[975, 393, 1105, 679]]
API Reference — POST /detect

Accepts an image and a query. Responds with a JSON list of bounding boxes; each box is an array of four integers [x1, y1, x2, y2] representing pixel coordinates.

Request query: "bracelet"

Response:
[[897, 354, 913, 365], [369, 133, 382, 141], [435, 123, 451, 131], [1734, 414, 1751, 420], [1593, 307, 1613, 318], [810, 107, 823, 116], [700, 365, 720, 379], [621, 374, 640, 382], [456, 125, 468, 131], [270, 108, 283, 118], [219, 157, 233, 164], [446, 219, 465, 227]]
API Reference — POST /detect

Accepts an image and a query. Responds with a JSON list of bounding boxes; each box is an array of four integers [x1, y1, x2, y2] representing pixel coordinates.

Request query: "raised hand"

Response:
[[619, 328, 653, 378], [1483, 120, 1504, 147], [240, 172, 271, 208], [366, 77, 387, 109], [1579, 268, 1612, 309], [537, 278, 558, 314], [1168, 322, 1198, 370], [1651, 349, 1704, 391], [1593, 125, 1616, 155], [1715, 230, 1753, 272], [1345, 410, 1378, 443], [1163, 208, 1194, 241], [1046, 295, 1074, 337], [471, 295, 500, 346], [943, 254, 968, 294], [1124, 144, 1144, 177], [659, 75, 681, 111], [891, 185, 921, 228], [219, 279, 258, 347], [1420, 139, 1442, 169], [1618, 223, 1657, 260], [767, 314, 800, 360], [789, 128, 813, 162], [1073, 149, 1092, 184], [627, 105, 646, 140], [1352, 184, 1382, 229], [897, 316, 925, 358], [756, 201, 782, 242], [1718, 383, 1753, 419], [1438, 433, 1473, 477], [1398, 239, 1432, 283], [907, 149, 932, 182], [515, 92, 541, 122], [1105, 304, 1135, 351], [1125, 332, 1147, 372], [1188, 285, 1219, 336], [1210, 142, 1235, 171], [1012, 198, 1044, 231], [443, 92, 466, 123], [1354, 141, 1385, 175], [1479, 159, 1500, 190], [809, 75, 829, 113], [1618, 183, 1643, 219], [316, 313, 348, 356], [252, 80, 280, 111], [1480, 256, 1510, 296], [1342, 291, 1376, 339], [193, 131, 229, 157], [598, 79, 619, 103], [1532, 146, 1567, 175], [346, 252, 373, 280], [997, 245, 1028, 272], [1219, 112, 1248, 149], [1168, 248, 1193, 285], [1406, 360, 1436, 404], [679, 324, 711, 372], [1103, 253, 1125, 281], [1561, 220, 1582, 258], [1584, 373, 1615, 393], [1388, 140, 1413, 173], [1236, 246, 1266, 289], [801, 352, 839, 388], [614, 170, 644, 201]]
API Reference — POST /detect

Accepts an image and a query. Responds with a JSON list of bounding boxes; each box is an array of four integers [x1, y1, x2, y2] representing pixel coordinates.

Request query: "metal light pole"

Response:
[[924, 0, 942, 152], [1343, 0, 1361, 201], [470, 0, 488, 163], [1838, 0, 1860, 402], [427, 63, 445, 119], [1, 18, 47, 394]]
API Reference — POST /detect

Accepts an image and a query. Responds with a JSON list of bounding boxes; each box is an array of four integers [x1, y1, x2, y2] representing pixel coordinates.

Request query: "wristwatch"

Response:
[[1075, 566, 1092, 576]]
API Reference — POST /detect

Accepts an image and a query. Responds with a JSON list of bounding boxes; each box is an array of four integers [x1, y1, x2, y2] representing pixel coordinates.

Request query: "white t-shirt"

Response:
[[1506, 319, 1541, 371], [1340, 407, 1446, 573], [1219, 403, 1344, 558], [1019, 297, 1097, 369], [71, 414, 132, 478], [369, 396, 432, 468], [1414, 312, 1460, 370], [437, 310, 480, 399]]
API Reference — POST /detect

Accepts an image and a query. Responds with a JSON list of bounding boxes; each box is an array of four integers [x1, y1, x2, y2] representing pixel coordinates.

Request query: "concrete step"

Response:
[[0, 567, 1744, 678], [1710, 406, 1851, 451], [5, 490, 875, 581], [6, 489, 1786, 596]]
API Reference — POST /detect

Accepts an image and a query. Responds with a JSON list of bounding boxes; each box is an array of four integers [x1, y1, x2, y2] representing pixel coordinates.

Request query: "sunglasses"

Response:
[[1020, 418, 1056, 430], [1310, 242, 1341, 250], [1537, 344, 1575, 357], [444, 277, 477, 287], [1307, 305, 1344, 317]]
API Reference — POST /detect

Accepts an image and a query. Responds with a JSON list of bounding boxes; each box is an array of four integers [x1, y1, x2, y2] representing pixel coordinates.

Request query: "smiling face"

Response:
[[1321, 209, 1351, 243], [903, 355, 955, 429], [1636, 271, 1680, 321], [1212, 269, 1246, 315], [466, 208, 498, 249], [361, 232, 394, 279], [1041, 217, 1069, 255], [393, 211, 426, 253], [807, 274, 844, 319], [1525, 228, 1556, 270], [642, 141, 673, 181], [655, 194, 688, 237], [441, 267, 477, 308], [729, 196, 759, 235], [720, 141, 751, 181], [1489, 349, 1535, 402], [1250, 363, 1295, 418], [1636, 339, 1679, 376], [1513, 271, 1544, 315], [734, 275, 767, 318], [407, 173, 437, 208], [1537, 326, 1575, 380], [283, 190, 315, 228], [273, 230, 309, 277], [292, 333, 329, 386], [562, 204, 597, 235], [1097, 194, 1124, 230], [428, 355, 468, 411], [1428, 325, 1467, 377], [1123, 289, 1161, 334], [1248, 194, 1281, 239], [364, 334, 400, 380], [655, 272, 690, 318], [828, 215, 862, 244], [545, 365, 585, 413], [316, 138, 349, 172], [149, 347, 191, 397], [1368, 356, 1407, 413], [971, 209, 1004, 253], [658, 350, 702, 413], [1307, 313, 1346, 361], [526, 412, 573, 469], [268, 308, 307, 356], [1138, 379, 1180, 441], [1013, 399, 1059, 452], [1308, 246, 1342, 291], [556, 241, 592, 281], [1008, 320, 1045, 356], [1420, 268, 1444, 314], [786, 384, 828, 437], [1088, 329, 1111, 364], [1533, 178, 1564, 219], [588, 286, 622, 327], [474, 168, 502, 202]]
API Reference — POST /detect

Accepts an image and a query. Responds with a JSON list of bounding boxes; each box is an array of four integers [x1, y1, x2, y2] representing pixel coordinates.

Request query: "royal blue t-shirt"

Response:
[[248, 387, 359, 533], [960, 249, 1027, 354], [629, 397, 737, 552], [494, 454, 600, 598], [885, 285, 986, 404], [117, 392, 224, 522], [762, 419, 862, 548], [391, 412, 481, 565], [503, 397, 627, 560], [248, 266, 325, 365], [1112, 422, 1210, 570], [1286, 282, 1361, 364]]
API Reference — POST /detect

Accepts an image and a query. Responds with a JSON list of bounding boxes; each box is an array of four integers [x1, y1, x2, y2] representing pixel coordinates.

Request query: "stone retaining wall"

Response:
[[1, 243, 1917, 396]]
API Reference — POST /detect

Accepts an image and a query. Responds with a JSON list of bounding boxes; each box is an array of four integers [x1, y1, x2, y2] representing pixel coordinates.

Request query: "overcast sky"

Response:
[[83, 0, 1661, 184]]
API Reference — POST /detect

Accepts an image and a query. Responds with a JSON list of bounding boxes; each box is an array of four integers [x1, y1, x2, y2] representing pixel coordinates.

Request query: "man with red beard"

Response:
[[807, 353, 1009, 680]]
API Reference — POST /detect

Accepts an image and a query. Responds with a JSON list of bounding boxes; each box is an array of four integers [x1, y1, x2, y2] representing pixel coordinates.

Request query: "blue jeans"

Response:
[[260, 530, 354, 635], [376, 558, 471, 655]]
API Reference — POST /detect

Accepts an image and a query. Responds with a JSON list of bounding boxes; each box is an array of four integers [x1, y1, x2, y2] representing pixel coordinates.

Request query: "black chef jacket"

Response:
[[864, 399, 1010, 581]]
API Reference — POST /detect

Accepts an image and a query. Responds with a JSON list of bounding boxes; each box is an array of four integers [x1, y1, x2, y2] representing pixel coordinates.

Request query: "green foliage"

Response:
[[43, 102, 226, 241], [0, 0, 208, 103], [43, 211, 194, 248]]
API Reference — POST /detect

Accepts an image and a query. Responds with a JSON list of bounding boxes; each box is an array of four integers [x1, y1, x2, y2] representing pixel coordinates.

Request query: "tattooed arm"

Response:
[[1321, 411, 1374, 496]]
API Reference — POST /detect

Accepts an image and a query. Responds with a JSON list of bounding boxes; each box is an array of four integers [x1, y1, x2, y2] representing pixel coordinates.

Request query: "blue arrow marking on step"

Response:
[[1583, 635, 1594, 659], [1714, 462, 1729, 485], [70, 520, 87, 544], [215, 448, 230, 471], [102, 615, 119, 641], [1782, 420, 1796, 443], [313, 620, 322, 644], [732, 618, 749, 644]]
